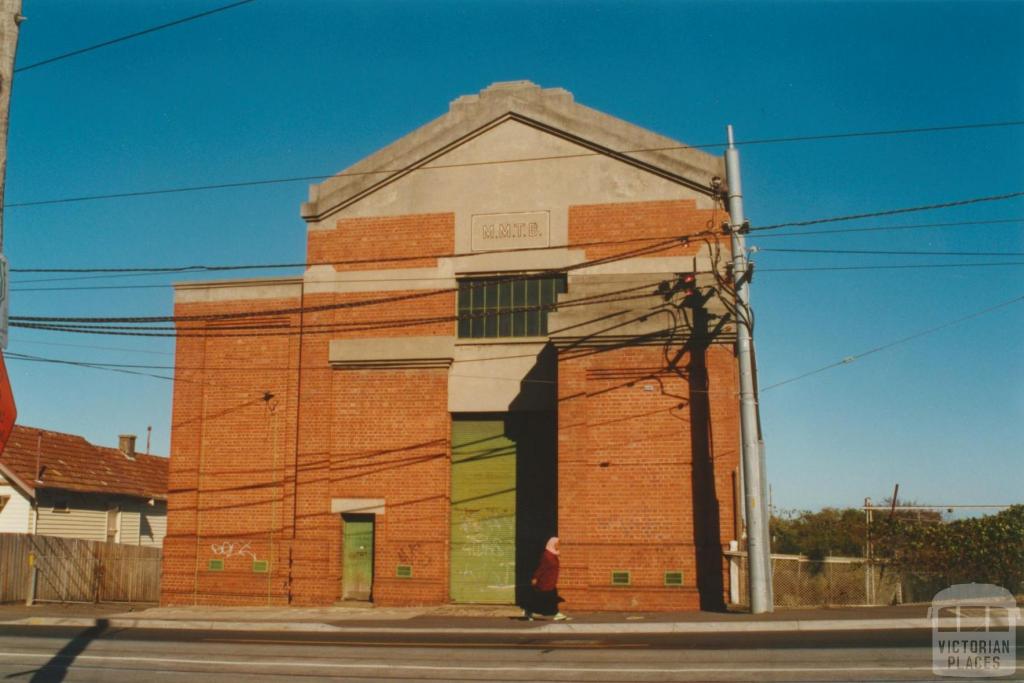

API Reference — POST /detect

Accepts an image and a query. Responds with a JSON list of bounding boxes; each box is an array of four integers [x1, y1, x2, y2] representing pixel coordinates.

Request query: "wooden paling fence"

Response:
[[0, 533, 161, 604]]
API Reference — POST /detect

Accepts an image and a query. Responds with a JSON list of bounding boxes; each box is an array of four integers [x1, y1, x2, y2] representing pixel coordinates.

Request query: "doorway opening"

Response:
[[341, 514, 375, 601], [450, 412, 556, 604]]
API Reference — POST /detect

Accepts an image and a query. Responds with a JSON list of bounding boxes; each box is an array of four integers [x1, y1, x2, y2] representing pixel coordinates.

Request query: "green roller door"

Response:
[[450, 418, 516, 603]]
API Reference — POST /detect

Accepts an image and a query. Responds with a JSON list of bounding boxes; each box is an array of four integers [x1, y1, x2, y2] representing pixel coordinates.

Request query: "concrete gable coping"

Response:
[[329, 336, 455, 370], [302, 81, 725, 224]]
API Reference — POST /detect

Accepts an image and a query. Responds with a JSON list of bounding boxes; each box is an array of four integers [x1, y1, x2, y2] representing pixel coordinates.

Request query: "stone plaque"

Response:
[[471, 211, 550, 252]]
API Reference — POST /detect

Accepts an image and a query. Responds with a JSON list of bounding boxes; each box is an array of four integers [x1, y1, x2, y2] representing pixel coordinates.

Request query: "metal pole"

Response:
[[25, 553, 36, 605], [725, 124, 773, 613]]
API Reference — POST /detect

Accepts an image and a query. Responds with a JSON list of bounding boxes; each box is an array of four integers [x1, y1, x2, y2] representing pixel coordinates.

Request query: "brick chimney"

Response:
[[118, 434, 136, 460]]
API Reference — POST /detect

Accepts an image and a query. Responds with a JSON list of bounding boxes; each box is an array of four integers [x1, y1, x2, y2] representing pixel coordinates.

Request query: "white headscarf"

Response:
[[545, 537, 560, 555]]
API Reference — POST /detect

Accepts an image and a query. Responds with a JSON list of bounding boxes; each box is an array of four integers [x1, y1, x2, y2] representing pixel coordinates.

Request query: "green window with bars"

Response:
[[457, 275, 567, 338]]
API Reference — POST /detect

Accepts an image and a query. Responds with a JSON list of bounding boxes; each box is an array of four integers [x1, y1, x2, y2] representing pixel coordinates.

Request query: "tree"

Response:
[[771, 508, 867, 560], [873, 505, 1024, 594]]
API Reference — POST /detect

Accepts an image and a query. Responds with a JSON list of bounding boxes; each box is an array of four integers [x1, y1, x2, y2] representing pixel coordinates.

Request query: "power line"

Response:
[[10, 233, 679, 278], [12, 259, 1024, 294], [750, 191, 1024, 232], [4, 352, 560, 386], [758, 247, 1024, 257], [760, 294, 1024, 392], [13, 283, 172, 293], [9, 276, 675, 338], [13, 275, 671, 293], [13, 297, 1023, 398], [14, 0, 257, 74], [6, 351, 175, 383], [7, 122, 1024, 209], [11, 290, 662, 339], [758, 261, 1024, 273], [10, 202, 1024, 283], [719, 120, 1024, 147], [10, 236, 696, 325], [14, 259, 1024, 294], [3, 351, 268, 394], [749, 217, 1024, 239], [8, 337, 173, 356]]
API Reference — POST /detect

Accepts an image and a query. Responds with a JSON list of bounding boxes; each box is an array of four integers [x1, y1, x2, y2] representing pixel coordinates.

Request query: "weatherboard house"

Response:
[[162, 82, 742, 610], [0, 426, 167, 546]]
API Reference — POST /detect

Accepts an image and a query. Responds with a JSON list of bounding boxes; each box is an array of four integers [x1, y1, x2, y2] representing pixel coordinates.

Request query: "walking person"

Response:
[[524, 537, 569, 621]]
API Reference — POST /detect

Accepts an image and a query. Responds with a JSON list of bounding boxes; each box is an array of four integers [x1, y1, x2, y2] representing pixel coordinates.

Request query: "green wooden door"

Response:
[[450, 418, 516, 603], [342, 515, 374, 601]]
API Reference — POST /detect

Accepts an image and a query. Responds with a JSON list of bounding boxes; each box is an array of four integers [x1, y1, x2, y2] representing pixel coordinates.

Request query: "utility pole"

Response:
[[0, 0, 21, 455], [0, 0, 22, 353], [0, 0, 22, 250], [725, 124, 773, 613]]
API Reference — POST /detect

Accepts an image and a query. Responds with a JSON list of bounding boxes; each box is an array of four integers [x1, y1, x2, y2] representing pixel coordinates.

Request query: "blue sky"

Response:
[[5, 0, 1022, 513]]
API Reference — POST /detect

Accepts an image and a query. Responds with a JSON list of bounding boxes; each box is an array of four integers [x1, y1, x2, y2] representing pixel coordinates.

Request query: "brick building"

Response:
[[162, 82, 742, 611]]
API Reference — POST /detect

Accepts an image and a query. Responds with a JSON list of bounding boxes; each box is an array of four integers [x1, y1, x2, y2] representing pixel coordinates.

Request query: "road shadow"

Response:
[[5, 618, 109, 682]]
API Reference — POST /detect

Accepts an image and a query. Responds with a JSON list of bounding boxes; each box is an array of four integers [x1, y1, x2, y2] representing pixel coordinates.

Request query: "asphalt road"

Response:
[[0, 625, 1017, 682]]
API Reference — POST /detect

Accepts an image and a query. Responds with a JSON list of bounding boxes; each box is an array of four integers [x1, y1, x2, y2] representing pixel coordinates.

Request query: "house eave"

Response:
[[0, 462, 35, 499]]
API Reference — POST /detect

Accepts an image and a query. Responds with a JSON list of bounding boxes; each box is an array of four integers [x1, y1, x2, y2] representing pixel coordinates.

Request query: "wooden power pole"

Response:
[[0, 0, 22, 251], [0, 0, 20, 352]]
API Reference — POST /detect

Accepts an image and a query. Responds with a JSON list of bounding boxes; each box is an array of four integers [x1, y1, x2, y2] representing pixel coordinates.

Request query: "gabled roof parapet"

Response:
[[301, 81, 725, 224]]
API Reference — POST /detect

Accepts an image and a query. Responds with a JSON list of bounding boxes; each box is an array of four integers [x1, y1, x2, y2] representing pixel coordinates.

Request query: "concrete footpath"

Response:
[[0, 602, 942, 635]]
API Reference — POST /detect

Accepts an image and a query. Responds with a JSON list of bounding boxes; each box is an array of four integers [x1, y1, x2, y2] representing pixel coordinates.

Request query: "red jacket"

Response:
[[532, 550, 560, 591]]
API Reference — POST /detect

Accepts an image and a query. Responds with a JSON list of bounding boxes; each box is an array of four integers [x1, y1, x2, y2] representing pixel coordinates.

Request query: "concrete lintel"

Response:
[[331, 498, 385, 515], [329, 337, 455, 370], [174, 277, 303, 304], [303, 265, 454, 294], [443, 247, 586, 275]]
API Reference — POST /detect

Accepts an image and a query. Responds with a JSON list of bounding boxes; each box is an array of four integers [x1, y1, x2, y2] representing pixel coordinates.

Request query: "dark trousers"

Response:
[[525, 588, 560, 615]]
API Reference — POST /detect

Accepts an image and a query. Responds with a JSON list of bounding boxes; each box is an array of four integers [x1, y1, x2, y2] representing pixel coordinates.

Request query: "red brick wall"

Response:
[[327, 369, 450, 606], [569, 199, 726, 261], [164, 287, 455, 607], [285, 289, 453, 605], [308, 213, 455, 271], [162, 298, 302, 606], [165, 200, 741, 611], [556, 343, 739, 612]]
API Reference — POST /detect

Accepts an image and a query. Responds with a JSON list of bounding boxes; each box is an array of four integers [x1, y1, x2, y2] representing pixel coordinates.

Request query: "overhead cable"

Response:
[[749, 217, 1024, 239], [758, 261, 1024, 273], [758, 247, 1024, 257], [7, 122, 1024, 209], [760, 294, 1024, 392], [750, 191, 1024, 232], [15, 0, 257, 74], [11, 233, 682, 277], [10, 235, 701, 325]]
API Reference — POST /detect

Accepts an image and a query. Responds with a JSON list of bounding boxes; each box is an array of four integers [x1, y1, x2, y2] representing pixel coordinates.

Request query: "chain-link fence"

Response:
[[727, 551, 902, 607]]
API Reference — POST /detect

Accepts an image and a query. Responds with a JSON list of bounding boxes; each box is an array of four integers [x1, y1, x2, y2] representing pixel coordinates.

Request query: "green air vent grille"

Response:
[[252, 560, 269, 573], [664, 571, 684, 586], [396, 564, 413, 578], [611, 570, 631, 586], [207, 559, 224, 572]]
